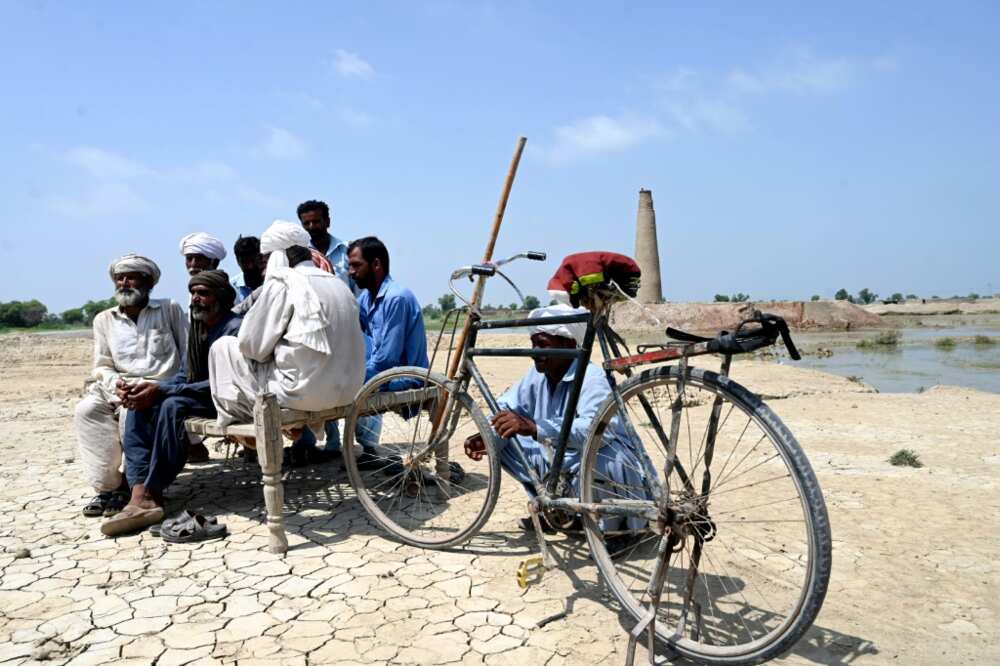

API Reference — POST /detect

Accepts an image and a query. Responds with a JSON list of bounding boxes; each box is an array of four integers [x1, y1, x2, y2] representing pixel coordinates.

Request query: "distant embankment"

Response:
[[611, 299, 887, 334], [864, 297, 1000, 316]]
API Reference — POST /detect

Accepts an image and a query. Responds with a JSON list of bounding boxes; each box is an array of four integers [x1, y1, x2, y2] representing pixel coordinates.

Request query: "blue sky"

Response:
[[1, 1, 998, 313]]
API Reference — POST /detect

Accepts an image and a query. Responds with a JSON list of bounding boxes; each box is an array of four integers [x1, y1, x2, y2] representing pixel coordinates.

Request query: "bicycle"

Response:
[[342, 251, 832, 665]]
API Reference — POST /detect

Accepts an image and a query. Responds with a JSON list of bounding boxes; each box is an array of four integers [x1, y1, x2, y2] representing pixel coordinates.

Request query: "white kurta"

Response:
[[75, 299, 188, 492], [209, 263, 366, 425]]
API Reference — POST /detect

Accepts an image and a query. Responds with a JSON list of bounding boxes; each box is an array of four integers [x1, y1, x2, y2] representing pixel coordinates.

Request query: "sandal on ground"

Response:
[[101, 504, 165, 537], [103, 490, 130, 517], [161, 513, 228, 544], [82, 492, 112, 517], [150, 510, 218, 538]]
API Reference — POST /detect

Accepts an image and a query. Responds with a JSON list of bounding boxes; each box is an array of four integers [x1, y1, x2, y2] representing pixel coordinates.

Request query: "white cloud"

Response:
[[548, 114, 665, 162], [332, 49, 376, 80], [173, 160, 239, 183], [261, 127, 307, 160], [236, 185, 282, 208], [339, 107, 374, 128], [668, 98, 752, 135], [51, 183, 148, 218], [65, 147, 152, 179], [727, 48, 897, 95]]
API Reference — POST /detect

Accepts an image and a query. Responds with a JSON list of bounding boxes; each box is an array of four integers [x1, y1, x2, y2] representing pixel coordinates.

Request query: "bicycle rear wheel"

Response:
[[579, 365, 831, 665], [344, 367, 501, 549]]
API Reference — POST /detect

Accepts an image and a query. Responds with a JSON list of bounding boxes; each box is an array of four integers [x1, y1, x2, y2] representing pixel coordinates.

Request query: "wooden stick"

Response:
[[446, 136, 527, 379]]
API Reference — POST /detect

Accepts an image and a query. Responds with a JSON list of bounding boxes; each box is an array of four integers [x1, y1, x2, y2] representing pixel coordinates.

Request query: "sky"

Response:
[[1, 1, 998, 313]]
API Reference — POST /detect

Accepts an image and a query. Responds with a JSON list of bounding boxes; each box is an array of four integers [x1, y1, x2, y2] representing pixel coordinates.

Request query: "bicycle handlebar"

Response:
[[448, 250, 547, 311]]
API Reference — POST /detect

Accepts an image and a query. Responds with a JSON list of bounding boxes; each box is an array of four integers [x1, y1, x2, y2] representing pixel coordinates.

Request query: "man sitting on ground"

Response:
[[75, 254, 187, 518], [209, 220, 365, 434], [463, 304, 649, 545], [231, 236, 265, 303], [346, 236, 430, 469], [102, 271, 242, 536], [179, 232, 227, 276]]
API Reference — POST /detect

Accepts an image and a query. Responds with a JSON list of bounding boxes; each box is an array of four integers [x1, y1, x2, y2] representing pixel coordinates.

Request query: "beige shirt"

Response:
[[90, 299, 188, 400], [238, 263, 365, 411]]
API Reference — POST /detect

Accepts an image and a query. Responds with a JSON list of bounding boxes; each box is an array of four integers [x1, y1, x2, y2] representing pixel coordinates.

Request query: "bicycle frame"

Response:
[[440, 300, 735, 524]]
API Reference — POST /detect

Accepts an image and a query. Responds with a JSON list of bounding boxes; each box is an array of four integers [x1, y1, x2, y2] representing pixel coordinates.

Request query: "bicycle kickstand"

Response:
[[516, 499, 556, 589]]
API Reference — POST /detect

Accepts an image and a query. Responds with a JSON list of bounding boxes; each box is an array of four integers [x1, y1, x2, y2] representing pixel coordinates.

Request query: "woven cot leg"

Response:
[[254, 392, 288, 554]]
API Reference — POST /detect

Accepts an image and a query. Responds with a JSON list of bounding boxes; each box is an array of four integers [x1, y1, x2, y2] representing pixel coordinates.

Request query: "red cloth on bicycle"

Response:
[[547, 251, 641, 307]]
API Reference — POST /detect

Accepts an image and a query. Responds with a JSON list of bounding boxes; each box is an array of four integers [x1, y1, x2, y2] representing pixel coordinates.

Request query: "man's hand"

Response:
[[464, 434, 486, 461], [491, 410, 537, 439], [114, 378, 132, 402], [123, 381, 160, 411]]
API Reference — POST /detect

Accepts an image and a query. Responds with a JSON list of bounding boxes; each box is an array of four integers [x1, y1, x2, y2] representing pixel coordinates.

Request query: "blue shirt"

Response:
[[310, 232, 356, 294], [498, 359, 620, 453], [231, 273, 254, 303], [160, 313, 242, 401], [358, 275, 429, 381]]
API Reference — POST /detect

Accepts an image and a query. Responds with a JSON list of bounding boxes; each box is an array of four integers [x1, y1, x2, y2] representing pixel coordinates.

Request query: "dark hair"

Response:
[[296, 200, 330, 223], [285, 245, 312, 267], [348, 236, 389, 274], [233, 236, 260, 258]]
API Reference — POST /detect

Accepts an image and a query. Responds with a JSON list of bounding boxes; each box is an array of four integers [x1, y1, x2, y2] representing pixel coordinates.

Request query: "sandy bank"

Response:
[[610, 299, 887, 334]]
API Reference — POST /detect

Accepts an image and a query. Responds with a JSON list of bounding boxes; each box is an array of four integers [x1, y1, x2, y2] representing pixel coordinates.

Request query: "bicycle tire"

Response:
[[344, 366, 502, 550], [579, 364, 831, 665]]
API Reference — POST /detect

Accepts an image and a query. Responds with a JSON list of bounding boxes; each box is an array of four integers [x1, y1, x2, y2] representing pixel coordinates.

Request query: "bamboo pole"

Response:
[[446, 136, 527, 379]]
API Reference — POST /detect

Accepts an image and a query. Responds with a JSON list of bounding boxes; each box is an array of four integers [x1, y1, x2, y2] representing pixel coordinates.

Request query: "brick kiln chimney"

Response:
[[634, 188, 663, 303]]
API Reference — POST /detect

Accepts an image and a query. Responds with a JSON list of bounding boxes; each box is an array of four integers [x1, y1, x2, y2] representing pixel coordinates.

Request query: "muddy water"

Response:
[[790, 321, 1000, 394]]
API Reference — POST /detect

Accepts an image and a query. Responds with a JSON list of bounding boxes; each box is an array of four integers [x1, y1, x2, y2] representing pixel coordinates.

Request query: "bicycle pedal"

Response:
[[516, 556, 544, 589]]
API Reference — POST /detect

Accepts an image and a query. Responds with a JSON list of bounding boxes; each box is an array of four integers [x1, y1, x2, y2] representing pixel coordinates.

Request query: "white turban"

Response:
[[108, 253, 161, 285], [528, 304, 588, 346], [179, 232, 227, 261], [258, 219, 332, 354]]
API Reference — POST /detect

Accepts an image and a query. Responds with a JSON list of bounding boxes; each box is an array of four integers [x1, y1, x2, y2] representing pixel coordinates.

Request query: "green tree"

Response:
[[61, 308, 86, 324], [713, 294, 730, 302], [509, 302, 518, 310], [438, 293, 456, 312], [82, 298, 117, 323], [421, 304, 440, 319], [522, 295, 541, 310], [730, 293, 750, 303], [834, 288, 850, 301], [969, 293, 980, 300], [890, 292, 904, 302], [856, 288, 878, 305], [906, 294, 918, 300], [0, 300, 48, 327], [810, 295, 821, 301]]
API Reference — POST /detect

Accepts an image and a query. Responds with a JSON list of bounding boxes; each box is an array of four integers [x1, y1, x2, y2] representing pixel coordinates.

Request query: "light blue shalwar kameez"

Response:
[[494, 359, 651, 531]]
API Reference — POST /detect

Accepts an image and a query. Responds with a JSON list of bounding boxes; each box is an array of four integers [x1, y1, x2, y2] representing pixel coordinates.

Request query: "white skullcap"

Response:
[[179, 232, 227, 261], [528, 303, 588, 346], [108, 253, 161, 285]]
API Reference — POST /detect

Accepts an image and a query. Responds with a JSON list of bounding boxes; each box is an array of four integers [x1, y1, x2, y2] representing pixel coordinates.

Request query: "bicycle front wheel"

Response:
[[580, 365, 831, 665], [343, 367, 501, 549]]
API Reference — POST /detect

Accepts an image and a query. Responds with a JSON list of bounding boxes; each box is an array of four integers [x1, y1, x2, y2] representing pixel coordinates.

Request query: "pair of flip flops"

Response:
[[150, 510, 227, 543]]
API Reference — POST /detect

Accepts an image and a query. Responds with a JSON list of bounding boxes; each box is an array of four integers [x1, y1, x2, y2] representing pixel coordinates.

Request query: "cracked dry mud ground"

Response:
[[1, 333, 998, 665]]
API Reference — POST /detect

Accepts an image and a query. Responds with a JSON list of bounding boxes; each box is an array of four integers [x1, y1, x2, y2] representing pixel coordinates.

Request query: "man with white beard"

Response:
[[75, 254, 187, 518], [209, 221, 365, 432]]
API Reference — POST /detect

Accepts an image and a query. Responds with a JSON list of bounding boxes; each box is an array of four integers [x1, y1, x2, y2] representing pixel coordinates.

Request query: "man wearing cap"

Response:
[[102, 270, 242, 536], [75, 254, 187, 518], [209, 220, 365, 431], [179, 232, 227, 276], [463, 304, 649, 540]]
